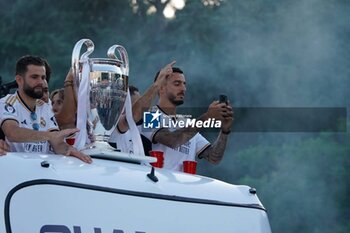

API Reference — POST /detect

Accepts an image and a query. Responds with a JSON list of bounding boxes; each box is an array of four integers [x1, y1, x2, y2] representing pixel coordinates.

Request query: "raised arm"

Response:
[[131, 61, 176, 123], [117, 61, 176, 133], [55, 69, 77, 129]]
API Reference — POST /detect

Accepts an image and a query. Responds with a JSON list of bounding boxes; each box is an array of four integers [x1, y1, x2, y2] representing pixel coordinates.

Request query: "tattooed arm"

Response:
[[153, 127, 199, 149], [198, 131, 229, 164], [55, 69, 77, 129], [198, 103, 234, 164]]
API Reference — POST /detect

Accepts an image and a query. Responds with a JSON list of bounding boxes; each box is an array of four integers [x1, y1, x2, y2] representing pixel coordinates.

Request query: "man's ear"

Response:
[[158, 84, 166, 96], [15, 75, 23, 87]]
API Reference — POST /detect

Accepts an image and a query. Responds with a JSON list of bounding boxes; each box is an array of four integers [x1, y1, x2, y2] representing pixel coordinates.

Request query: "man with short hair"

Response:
[[0, 55, 91, 163], [142, 64, 234, 171], [41, 79, 49, 103]]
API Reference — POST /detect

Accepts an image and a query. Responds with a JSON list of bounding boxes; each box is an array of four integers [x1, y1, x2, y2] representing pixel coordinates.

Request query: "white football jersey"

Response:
[[0, 92, 59, 153]]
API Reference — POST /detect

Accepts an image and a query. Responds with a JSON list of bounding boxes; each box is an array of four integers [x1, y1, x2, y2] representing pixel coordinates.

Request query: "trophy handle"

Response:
[[71, 39, 95, 80], [107, 45, 129, 76]]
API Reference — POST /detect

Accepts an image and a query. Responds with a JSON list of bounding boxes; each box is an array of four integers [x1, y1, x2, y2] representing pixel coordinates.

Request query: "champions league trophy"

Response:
[[71, 39, 154, 163]]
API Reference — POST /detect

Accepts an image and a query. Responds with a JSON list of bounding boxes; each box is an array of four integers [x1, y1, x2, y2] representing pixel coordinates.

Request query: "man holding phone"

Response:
[[142, 63, 234, 171]]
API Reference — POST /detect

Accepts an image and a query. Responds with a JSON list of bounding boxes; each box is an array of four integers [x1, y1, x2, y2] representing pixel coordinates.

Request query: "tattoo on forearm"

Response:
[[156, 127, 199, 149], [201, 133, 228, 164]]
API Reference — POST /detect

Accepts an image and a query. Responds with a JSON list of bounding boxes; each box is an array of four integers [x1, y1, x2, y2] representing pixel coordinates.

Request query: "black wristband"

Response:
[[221, 129, 231, 135]]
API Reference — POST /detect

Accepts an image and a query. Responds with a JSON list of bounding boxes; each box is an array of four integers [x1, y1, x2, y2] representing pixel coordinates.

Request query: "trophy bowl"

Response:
[[89, 58, 128, 141]]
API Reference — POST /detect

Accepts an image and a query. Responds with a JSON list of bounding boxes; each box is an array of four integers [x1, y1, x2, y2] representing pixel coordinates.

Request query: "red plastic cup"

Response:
[[149, 151, 164, 168], [66, 138, 75, 145], [183, 160, 197, 174]]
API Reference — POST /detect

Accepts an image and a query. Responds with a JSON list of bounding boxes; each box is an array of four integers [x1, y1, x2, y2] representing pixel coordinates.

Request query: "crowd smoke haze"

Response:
[[202, 0, 350, 108]]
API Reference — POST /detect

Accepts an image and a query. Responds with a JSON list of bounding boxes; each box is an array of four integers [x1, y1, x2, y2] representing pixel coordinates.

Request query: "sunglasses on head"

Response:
[[30, 112, 39, 131]]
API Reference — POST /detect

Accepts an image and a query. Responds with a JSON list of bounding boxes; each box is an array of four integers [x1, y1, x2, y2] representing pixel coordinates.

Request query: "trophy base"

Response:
[[81, 141, 156, 164]]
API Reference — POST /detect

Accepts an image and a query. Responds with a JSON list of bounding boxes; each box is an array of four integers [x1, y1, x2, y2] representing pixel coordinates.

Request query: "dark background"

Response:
[[1, 1, 349, 232]]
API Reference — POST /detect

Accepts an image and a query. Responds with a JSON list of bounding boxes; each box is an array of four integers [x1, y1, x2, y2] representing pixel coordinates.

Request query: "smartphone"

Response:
[[219, 94, 228, 104]]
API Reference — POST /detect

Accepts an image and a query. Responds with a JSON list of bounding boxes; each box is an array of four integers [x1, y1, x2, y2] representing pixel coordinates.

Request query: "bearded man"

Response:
[[142, 66, 234, 171], [0, 55, 91, 163]]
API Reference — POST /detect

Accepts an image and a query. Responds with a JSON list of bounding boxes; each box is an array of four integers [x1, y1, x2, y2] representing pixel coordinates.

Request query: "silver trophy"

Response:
[[71, 39, 155, 163], [72, 39, 129, 158], [72, 38, 128, 139]]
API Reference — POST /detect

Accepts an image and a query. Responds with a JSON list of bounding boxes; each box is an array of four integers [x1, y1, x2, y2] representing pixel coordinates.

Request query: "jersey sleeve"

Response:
[[195, 133, 211, 157], [0, 96, 19, 128]]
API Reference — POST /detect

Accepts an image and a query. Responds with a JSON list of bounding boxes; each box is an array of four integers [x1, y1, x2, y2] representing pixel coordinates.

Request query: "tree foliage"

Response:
[[210, 131, 350, 233]]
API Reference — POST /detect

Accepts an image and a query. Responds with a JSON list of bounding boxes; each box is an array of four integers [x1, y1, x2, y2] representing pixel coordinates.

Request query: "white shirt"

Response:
[[142, 105, 210, 171], [0, 92, 59, 153], [109, 127, 134, 153]]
